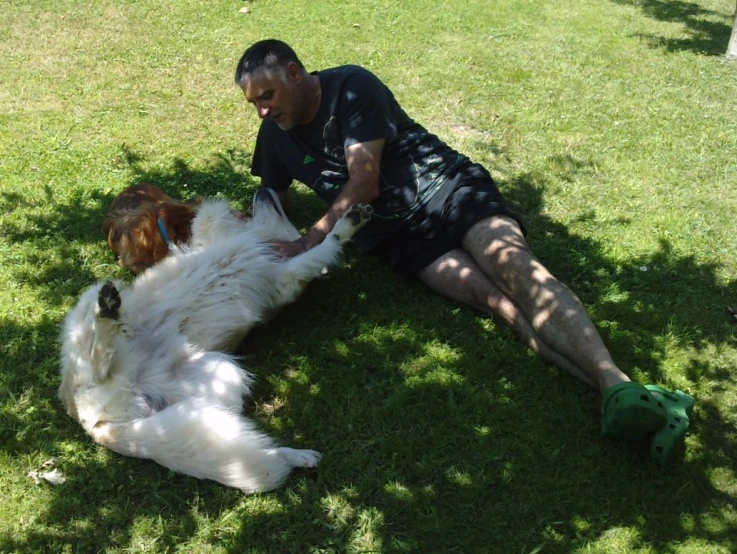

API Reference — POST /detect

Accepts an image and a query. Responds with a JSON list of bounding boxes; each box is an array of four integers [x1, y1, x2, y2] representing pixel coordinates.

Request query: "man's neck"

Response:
[[301, 73, 322, 125]]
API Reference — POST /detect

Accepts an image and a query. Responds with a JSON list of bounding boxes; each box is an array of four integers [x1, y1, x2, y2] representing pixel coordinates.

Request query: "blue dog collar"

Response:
[[157, 214, 172, 247]]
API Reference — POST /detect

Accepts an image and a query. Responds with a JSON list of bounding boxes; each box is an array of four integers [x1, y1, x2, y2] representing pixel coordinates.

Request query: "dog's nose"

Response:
[[253, 187, 276, 206]]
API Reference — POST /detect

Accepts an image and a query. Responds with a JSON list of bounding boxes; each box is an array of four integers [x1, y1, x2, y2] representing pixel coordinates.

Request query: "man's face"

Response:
[[242, 65, 303, 131]]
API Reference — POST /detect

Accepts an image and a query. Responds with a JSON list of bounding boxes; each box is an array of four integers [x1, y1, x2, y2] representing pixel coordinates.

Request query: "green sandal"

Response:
[[646, 386, 694, 465], [601, 382, 668, 440]]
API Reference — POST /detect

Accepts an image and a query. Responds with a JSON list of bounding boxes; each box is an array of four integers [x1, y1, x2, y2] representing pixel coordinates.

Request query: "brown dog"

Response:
[[104, 184, 201, 273]]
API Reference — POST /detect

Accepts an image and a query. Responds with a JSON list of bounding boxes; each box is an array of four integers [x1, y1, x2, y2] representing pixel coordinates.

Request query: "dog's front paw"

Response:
[[97, 281, 121, 320], [346, 203, 373, 227], [330, 204, 373, 242]]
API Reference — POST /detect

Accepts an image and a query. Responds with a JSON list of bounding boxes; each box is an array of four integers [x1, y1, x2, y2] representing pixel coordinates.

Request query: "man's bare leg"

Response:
[[416, 249, 598, 389], [415, 223, 691, 462], [457, 216, 697, 462], [459, 216, 630, 395]]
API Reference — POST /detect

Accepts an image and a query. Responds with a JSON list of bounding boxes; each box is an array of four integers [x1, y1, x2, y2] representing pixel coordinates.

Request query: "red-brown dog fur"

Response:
[[104, 183, 201, 273]]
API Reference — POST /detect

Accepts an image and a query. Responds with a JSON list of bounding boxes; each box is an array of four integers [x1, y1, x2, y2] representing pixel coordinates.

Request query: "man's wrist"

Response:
[[301, 228, 327, 250]]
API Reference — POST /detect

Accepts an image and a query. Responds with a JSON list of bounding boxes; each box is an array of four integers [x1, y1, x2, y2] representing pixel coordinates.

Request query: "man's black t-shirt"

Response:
[[251, 65, 472, 250]]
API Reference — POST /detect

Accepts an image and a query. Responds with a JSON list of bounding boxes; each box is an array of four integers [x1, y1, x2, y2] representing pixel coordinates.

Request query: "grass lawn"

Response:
[[2, 0, 737, 552]]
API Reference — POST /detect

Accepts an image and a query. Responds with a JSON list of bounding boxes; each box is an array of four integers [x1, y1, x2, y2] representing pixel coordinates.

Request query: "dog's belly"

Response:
[[123, 245, 278, 350]]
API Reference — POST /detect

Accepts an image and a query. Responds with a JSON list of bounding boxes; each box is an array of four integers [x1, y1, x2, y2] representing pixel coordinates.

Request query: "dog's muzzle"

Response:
[[253, 188, 285, 218]]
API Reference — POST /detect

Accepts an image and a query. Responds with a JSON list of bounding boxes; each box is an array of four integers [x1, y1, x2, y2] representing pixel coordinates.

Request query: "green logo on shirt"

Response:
[[303, 154, 315, 165]]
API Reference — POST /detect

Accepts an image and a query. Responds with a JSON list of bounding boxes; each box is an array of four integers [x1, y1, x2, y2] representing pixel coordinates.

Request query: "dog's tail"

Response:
[[91, 398, 317, 493]]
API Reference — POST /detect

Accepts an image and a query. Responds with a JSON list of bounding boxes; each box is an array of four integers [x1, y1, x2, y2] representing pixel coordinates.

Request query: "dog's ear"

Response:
[[105, 223, 120, 255], [110, 213, 167, 272], [132, 218, 169, 267], [159, 204, 198, 244]]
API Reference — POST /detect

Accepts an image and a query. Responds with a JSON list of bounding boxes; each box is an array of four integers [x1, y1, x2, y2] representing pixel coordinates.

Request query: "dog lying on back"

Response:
[[61, 188, 373, 492], [103, 183, 201, 273]]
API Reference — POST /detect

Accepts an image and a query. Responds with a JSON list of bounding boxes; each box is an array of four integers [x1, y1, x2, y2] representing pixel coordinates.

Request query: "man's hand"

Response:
[[271, 226, 328, 258], [231, 209, 247, 221]]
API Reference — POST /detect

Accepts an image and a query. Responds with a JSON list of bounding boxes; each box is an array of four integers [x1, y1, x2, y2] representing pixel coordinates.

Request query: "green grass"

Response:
[[2, 0, 737, 552]]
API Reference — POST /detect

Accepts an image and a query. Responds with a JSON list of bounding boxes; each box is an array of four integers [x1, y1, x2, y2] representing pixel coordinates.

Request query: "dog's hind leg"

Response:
[[91, 281, 132, 383], [272, 447, 322, 469], [92, 398, 321, 493]]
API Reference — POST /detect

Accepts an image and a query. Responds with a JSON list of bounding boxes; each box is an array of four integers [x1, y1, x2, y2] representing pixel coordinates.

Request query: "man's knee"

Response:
[[462, 215, 528, 261]]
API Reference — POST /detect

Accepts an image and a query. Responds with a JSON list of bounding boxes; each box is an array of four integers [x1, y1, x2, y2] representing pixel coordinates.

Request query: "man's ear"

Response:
[[286, 62, 302, 84]]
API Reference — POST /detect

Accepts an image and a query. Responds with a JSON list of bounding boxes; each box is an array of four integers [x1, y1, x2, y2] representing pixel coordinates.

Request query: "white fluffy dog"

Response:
[[59, 188, 372, 493]]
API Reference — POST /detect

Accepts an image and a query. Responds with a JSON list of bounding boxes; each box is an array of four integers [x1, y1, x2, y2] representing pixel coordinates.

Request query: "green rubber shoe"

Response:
[[646, 386, 694, 465], [601, 382, 668, 440]]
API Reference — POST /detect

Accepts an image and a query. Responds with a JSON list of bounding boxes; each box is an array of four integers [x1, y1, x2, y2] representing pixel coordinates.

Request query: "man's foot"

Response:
[[601, 382, 668, 440], [602, 382, 694, 465], [646, 386, 694, 465]]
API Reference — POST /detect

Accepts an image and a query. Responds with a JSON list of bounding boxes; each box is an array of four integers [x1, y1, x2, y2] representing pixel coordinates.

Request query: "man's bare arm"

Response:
[[271, 138, 385, 257], [300, 138, 384, 249]]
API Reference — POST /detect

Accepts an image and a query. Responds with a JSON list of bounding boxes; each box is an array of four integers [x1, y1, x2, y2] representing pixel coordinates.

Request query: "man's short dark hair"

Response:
[[234, 39, 305, 86]]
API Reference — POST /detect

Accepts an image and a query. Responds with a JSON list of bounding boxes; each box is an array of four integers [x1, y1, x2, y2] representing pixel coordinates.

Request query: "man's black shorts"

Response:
[[366, 163, 525, 276]]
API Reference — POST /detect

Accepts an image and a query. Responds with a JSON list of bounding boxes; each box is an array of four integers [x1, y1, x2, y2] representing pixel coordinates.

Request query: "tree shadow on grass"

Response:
[[223, 155, 737, 552], [0, 453, 242, 553], [0, 146, 260, 308], [610, 0, 734, 56], [0, 314, 246, 552], [3, 149, 736, 552], [0, 147, 263, 553], [118, 143, 258, 201]]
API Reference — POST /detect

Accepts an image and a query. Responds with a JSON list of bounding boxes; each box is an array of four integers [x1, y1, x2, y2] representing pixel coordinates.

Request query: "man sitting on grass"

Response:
[[233, 39, 694, 464]]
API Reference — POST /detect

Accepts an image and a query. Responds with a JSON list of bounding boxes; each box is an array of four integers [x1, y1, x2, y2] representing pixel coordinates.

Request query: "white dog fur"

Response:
[[59, 189, 372, 493]]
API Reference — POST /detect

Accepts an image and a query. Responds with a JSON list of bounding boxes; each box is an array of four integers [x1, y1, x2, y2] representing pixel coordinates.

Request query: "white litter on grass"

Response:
[[27, 457, 66, 486], [639, 266, 648, 272], [27, 468, 66, 486], [239, 6, 250, 13], [40, 457, 59, 468]]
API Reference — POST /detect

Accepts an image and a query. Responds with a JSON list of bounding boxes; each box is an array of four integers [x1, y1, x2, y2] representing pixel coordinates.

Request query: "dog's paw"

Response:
[[346, 203, 373, 227], [277, 447, 322, 468], [331, 204, 373, 242], [97, 281, 121, 320]]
